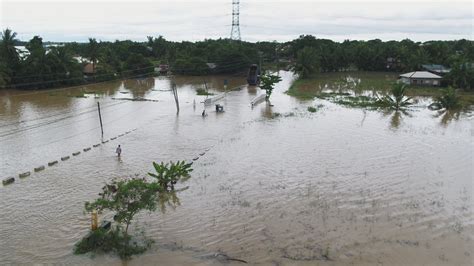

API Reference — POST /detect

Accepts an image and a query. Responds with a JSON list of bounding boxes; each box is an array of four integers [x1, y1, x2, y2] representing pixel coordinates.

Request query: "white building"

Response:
[[399, 71, 442, 87]]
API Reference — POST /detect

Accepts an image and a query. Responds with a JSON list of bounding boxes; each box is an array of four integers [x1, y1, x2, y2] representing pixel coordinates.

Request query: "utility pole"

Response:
[[171, 82, 180, 114], [230, 0, 241, 40], [97, 102, 104, 137]]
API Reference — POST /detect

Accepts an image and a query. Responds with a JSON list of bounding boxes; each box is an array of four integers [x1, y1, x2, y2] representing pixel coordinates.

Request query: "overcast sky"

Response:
[[0, 0, 472, 42]]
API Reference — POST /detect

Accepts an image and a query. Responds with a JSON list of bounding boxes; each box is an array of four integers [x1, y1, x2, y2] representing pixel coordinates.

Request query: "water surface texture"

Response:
[[0, 72, 472, 265]]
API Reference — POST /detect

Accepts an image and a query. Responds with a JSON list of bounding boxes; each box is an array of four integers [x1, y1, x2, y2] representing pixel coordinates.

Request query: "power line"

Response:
[[2, 67, 161, 99], [0, 100, 123, 128], [0, 100, 129, 138], [1, 65, 157, 89]]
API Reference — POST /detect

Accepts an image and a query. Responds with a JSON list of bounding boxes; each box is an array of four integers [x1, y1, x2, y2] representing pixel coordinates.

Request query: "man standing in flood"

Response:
[[116, 145, 122, 157]]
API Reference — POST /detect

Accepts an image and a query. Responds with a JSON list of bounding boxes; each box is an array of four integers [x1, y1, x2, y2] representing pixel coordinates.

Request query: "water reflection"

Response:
[[158, 188, 186, 214], [247, 85, 257, 95], [434, 109, 462, 126], [260, 102, 274, 119], [123, 78, 155, 98], [172, 75, 245, 91], [382, 109, 411, 130]]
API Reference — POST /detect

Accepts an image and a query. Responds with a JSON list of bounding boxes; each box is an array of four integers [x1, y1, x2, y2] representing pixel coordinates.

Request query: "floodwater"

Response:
[[0, 71, 472, 265]]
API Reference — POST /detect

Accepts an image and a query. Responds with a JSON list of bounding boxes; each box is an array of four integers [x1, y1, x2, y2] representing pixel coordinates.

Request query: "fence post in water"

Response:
[[172, 82, 179, 114], [91, 210, 98, 231], [97, 102, 104, 137]]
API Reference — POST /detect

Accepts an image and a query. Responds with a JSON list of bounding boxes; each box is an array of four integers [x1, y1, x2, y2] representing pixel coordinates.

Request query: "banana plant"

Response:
[[148, 161, 193, 190]]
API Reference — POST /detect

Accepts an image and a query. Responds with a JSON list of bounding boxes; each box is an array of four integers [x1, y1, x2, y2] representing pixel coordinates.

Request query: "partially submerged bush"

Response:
[[435, 87, 461, 110], [74, 227, 152, 260], [260, 72, 282, 100], [76, 161, 193, 260], [196, 88, 214, 96]]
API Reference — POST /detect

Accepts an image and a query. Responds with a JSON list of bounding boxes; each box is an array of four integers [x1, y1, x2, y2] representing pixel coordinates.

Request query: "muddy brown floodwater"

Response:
[[0, 71, 473, 265]]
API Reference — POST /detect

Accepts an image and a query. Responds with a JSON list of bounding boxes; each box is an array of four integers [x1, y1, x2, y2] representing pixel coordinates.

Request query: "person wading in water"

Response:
[[116, 145, 122, 157]]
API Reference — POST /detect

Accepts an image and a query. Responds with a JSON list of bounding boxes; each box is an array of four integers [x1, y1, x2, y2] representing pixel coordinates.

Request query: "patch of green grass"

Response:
[[307, 106, 317, 112], [196, 88, 214, 96], [333, 96, 386, 109], [286, 79, 320, 99]]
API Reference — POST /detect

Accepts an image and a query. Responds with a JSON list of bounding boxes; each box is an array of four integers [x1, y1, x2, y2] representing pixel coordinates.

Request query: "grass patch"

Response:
[[286, 79, 320, 99], [307, 106, 317, 112], [196, 88, 214, 96], [334, 96, 386, 109]]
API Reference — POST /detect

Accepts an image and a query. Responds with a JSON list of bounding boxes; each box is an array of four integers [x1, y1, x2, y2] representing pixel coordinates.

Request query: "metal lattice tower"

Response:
[[230, 0, 241, 40]]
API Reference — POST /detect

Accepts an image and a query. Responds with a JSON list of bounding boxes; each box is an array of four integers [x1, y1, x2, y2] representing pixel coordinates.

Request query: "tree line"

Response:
[[1, 28, 473, 90], [290, 35, 474, 89]]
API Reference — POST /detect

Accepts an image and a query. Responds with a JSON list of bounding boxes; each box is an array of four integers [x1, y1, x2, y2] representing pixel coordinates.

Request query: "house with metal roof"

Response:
[[421, 64, 451, 75], [399, 71, 442, 86]]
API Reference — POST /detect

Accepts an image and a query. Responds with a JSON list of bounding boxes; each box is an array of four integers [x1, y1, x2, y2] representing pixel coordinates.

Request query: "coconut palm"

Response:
[[0, 28, 20, 85], [87, 38, 99, 73], [435, 87, 460, 110], [0, 28, 19, 65], [380, 83, 412, 110]]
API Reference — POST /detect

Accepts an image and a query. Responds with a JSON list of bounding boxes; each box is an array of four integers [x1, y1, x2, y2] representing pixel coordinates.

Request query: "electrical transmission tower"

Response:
[[230, 0, 241, 40]]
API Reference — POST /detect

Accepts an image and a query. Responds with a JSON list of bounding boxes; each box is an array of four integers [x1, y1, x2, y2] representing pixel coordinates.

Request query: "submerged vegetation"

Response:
[[260, 72, 282, 100], [379, 83, 413, 110], [435, 87, 461, 110], [147, 160, 193, 190], [196, 88, 214, 96], [75, 161, 193, 260]]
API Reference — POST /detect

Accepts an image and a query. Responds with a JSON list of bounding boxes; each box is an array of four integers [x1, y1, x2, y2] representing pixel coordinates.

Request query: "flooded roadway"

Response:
[[0, 71, 472, 265]]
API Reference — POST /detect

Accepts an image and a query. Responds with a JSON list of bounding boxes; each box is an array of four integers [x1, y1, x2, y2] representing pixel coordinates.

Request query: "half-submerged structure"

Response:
[[399, 71, 442, 87]]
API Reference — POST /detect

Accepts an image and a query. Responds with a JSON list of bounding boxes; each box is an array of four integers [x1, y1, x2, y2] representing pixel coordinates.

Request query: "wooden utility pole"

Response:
[[97, 102, 104, 136], [172, 82, 179, 113]]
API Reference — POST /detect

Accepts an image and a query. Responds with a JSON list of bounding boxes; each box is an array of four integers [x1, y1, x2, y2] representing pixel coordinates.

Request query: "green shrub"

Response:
[[196, 88, 214, 96], [74, 227, 152, 260]]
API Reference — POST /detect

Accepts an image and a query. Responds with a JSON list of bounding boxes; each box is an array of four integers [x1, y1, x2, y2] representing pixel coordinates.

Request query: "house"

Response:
[[83, 63, 96, 76], [399, 71, 442, 86], [421, 64, 451, 75], [158, 64, 169, 74]]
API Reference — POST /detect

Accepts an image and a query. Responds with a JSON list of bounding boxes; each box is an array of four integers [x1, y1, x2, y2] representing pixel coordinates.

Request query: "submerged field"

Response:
[[0, 71, 472, 265], [287, 71, 474, 106]]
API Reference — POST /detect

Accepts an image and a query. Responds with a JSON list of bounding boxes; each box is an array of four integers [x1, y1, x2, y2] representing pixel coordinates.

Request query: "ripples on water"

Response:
[[0, 72, 472, 265]]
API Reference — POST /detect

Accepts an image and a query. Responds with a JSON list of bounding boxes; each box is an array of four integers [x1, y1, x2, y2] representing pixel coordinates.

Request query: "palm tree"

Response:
[[380, 83, 412, 110], [0, 28, 19, 64], [0, 28, 20, 83], [435, 87, 460, 110], [87, 38, 99, 74]]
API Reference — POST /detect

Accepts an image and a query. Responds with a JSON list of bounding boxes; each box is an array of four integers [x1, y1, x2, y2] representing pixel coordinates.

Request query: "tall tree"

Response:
[[0, 28, 20, 85], [293, 47, 320, 79], [87, 38, 99, 74]]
